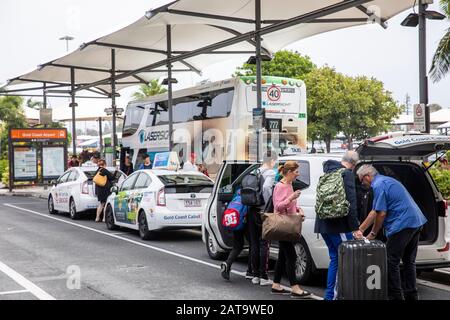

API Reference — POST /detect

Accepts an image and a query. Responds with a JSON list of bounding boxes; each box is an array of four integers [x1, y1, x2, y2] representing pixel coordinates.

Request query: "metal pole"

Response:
[[111, 49, 118, 164], [43, 82, 47, 129], [167, 25, 174, 151], [98, 117, 103, 158], [419, 0, 430, 133], [255, 0, 262, 161], [70, 67, 77, 155]]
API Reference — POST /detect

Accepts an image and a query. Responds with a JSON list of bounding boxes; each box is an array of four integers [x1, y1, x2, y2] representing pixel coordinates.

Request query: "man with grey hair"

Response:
[[357, 164, 427, 300], [314, 150, 363, 300]]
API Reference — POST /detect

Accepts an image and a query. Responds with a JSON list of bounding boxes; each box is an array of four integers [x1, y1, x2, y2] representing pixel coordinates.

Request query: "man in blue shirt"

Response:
[[357, 164, 427, 300], [138, 154, 152, 170]]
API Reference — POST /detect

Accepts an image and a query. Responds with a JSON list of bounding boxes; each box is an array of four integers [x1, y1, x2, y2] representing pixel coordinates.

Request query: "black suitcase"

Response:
[[337, 239, 388, 300]]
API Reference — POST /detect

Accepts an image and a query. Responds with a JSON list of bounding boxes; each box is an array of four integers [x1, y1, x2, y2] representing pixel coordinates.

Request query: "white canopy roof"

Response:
[[438, 121, 450, 129], [393, 108, 450, 125], [2, 0, 416, 96]]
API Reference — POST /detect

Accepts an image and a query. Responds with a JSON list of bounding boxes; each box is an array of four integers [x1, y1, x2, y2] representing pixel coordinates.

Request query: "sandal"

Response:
[[271, 287, 290, 295], [290, 290, 312, 299]]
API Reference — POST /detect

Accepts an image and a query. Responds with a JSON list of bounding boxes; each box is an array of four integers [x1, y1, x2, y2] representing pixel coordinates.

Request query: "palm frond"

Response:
[[440, 0, 450, 18], [430, 28, 450, 83]]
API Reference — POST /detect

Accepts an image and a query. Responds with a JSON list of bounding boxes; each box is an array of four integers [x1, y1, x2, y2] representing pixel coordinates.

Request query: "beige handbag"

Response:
[[93, 171, 107, 187], [262, 212, 303, 242]]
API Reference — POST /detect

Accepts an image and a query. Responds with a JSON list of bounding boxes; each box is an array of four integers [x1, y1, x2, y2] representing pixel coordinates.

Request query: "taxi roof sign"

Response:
[[152, 152, 180, 171]]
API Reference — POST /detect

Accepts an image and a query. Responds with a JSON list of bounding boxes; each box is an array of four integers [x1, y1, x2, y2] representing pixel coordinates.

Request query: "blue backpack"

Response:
[[222, 189, 248, 231]]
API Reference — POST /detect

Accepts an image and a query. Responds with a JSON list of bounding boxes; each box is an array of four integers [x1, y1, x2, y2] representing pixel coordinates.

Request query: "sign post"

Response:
[[8, 128, 68, 191], [414, 103, 426, 133]]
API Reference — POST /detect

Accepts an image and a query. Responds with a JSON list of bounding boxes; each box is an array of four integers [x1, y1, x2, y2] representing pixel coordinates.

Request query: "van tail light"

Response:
[[438, 242, 450, 253], [157, 188, 166, 206], [81, 182, 89, 194]]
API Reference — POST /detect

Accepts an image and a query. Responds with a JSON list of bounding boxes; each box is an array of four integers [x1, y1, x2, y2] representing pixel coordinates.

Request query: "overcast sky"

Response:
[[1, 0, 449, 119]]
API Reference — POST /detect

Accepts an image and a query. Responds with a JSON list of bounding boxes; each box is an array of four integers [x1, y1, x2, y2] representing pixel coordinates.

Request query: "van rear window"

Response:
[[158, 174, 213, 186]]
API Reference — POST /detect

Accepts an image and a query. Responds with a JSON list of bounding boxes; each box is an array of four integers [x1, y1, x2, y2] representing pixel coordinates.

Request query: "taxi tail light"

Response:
[[81, 181, 89, 194], [157, 188, 166, 206]]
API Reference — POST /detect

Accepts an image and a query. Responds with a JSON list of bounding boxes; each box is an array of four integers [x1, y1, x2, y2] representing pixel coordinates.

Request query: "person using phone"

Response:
[[271, 161, 311, 299]]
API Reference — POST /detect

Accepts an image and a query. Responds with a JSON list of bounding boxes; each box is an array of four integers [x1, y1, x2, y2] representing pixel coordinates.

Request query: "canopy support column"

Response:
[[111, 49, 118, 163], [70, 67, 77, 156], [43, 82, 47, 128], [98, 117, 104, 158], [419, 0, 430, 133], [167, 25, 174, 151], [255, 0, 262, 162]]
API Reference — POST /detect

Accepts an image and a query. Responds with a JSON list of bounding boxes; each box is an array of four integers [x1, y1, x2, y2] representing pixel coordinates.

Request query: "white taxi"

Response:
[[104, 169, 214, 240], [48, 167, 126, 220]]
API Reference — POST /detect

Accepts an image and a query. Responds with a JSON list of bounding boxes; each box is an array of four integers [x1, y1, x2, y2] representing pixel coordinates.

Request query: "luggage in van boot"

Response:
[[337, 239, 388, 300]]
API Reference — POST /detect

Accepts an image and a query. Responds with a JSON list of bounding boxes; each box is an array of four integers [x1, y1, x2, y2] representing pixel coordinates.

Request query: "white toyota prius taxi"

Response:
[[104, 169, 214, 240], [48, 166, 126, 219]]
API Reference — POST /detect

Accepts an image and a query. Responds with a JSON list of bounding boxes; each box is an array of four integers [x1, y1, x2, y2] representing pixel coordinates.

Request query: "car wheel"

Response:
[[69, 198, 81, 220], [294, 238, 313, 285], [138, 211, 156, 240], [205, 230, 227, 260], [48, 195, 57, 214], [105, 204, 118, 230]]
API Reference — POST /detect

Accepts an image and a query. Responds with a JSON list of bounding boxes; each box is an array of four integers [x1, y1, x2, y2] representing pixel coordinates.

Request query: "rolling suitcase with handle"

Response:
[[337, 239, 388, 300]]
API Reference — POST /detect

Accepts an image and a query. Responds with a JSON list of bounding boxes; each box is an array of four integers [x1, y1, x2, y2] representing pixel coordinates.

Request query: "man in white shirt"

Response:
[[182, 152, 199, 172]]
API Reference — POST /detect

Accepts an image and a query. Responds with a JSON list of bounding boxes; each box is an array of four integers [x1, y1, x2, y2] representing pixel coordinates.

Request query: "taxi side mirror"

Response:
[[51, 180, 57, 186], [110, 186, 118, 194]]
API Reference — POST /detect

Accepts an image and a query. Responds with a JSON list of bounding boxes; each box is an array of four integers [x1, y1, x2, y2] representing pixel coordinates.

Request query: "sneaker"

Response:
[[220, 262, 230, 280], [260, 278, 272, 286], [245, 271, 253, 280], [251, 277, 260, 285]]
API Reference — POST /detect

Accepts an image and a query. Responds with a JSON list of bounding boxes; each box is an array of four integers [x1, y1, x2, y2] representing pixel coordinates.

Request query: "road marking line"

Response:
[[417, 279, 450, 292], [436, 269, 450, 275], [4, 203, 322, 300], [0, 289, 30, 296], [0, 260, 55, 300]]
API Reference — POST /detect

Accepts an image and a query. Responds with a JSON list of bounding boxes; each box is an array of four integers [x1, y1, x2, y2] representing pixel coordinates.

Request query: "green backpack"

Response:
[[315, 168, 350, 219]]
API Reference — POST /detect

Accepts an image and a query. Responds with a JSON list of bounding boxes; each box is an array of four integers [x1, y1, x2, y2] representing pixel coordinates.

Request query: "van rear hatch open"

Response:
[[356, 134, 450, 245], [357, 134, 450, 160]]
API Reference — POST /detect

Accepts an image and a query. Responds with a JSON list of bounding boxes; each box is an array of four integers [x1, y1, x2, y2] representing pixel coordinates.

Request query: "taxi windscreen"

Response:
[[83, 169, 120, 182], [158, 174, 213, 186], [158, 174, 213, 194]]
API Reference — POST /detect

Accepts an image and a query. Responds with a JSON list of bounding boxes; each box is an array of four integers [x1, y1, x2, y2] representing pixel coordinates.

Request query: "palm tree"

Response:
[[132, 79, 167, 100], [430, 0, 450, 82]]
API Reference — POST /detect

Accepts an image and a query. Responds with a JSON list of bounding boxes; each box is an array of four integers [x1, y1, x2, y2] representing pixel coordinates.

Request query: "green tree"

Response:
[[0, 96, 27, 158], [305, 67, 402, 152], [132, 79, 167, 100], [304, 67, 346, 153], [430, 0, 450, 82], [234, 50, 316, 79], [338, 76, 402, 149]]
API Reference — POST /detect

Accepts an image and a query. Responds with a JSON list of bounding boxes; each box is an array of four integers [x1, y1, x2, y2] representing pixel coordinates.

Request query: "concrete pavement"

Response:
[[1, 195, 450, 300]]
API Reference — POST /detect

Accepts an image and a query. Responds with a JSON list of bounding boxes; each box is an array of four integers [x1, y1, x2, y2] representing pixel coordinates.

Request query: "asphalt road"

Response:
[[0, 195, 449, 300]]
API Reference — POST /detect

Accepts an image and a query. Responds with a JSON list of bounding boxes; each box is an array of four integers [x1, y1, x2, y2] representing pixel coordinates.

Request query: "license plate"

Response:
[[184, 199, 201, 207]]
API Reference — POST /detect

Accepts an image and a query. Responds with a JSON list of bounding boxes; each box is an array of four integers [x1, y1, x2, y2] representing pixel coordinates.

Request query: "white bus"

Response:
[[120, 76, 307, 177]]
